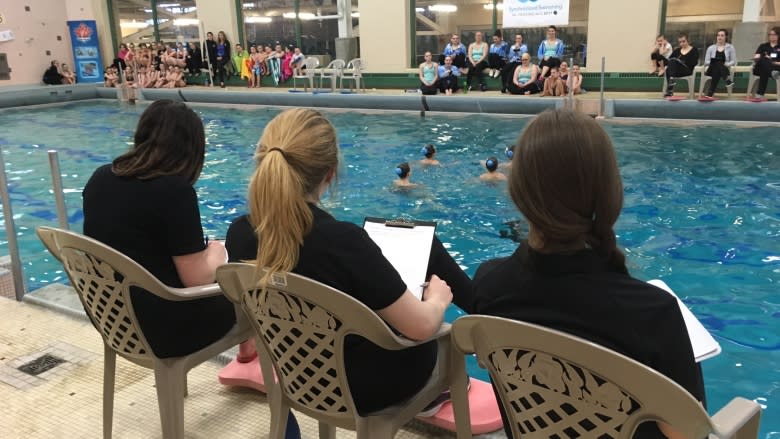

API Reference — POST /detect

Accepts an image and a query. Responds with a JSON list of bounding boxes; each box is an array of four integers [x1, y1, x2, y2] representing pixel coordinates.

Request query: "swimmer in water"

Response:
[[480, 156, 507, 182], [394, 162, 419, 188], [420, 144, 440, 166]]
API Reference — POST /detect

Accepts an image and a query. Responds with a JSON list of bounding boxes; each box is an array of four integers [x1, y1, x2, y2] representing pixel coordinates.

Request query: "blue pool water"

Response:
[[0, 101, 778, 435]]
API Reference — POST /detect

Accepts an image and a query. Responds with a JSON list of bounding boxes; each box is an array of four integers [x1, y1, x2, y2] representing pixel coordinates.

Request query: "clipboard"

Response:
[[647, 279, 722, 362], [363, 217, 436, 299]]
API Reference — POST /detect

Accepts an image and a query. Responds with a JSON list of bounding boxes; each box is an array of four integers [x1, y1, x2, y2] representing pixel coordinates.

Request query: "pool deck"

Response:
[[1, 292, 506, 438], [1, 83, 779, 123]]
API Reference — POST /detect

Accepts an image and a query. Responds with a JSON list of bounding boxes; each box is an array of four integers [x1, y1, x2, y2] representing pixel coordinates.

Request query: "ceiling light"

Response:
[[242, 2, 255, 8], [245, 16, 272, 23], [157, 3, 180, 7], [172, 18, 199, 26], [429, 4, 457, 12], [415, 7, 425, 12], [483, 3, 504, 10], [283, 12, 316, 20]]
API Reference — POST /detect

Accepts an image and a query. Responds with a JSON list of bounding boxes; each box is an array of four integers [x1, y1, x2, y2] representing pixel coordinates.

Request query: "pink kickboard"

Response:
[[218, 358, 503, 435], [697, 96, 718, 102], [746, 97, 768, 102], [665, 95, 686, 101]]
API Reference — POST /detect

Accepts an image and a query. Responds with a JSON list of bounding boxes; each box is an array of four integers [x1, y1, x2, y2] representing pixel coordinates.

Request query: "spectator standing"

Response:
[[214, 31, 231, 88]]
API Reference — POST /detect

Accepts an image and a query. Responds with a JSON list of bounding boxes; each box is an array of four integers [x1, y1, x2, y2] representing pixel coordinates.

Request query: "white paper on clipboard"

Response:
[[648, 279, 721, 362], [363, 217, 436, 300]]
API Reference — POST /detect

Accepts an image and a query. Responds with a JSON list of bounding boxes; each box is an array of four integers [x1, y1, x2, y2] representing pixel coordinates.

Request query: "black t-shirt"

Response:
[[755, 42, 780, 63], [226, 205, 437, 415], [671, 46, 700, 69], [82, 164, 235, 358], [474, 243, 705, 439]]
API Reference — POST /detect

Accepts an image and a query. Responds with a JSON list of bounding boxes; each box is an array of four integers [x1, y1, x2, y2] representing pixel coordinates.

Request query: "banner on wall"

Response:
[[67, 20, 104, 83], [502, 0, 570, 28]]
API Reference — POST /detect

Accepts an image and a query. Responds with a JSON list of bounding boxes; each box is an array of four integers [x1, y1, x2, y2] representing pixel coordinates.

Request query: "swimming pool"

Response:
[[0, 100, 778, 436]]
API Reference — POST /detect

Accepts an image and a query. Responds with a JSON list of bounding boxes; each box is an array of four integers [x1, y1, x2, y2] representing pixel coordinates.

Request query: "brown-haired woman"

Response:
[[83, 99, 236, 359], [225, 108, 474, 416], [473, 109, 704, 439]]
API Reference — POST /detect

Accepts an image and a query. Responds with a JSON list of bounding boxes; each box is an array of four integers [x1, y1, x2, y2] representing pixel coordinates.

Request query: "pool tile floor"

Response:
[[0, 296, 506, 438]]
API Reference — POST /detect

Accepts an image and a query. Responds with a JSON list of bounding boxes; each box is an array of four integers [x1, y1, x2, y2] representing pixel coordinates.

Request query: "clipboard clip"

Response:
[[385, 219, 416, 228]]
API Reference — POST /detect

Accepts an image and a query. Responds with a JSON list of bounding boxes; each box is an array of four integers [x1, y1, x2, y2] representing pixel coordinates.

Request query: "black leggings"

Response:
[[665, 58, 694, 91], [215, 58, 228, 84], [440, 52, 467, 69], [488, 53, 506, 70], [508, 81, 540, 95], [420, 82, 438, 95], [467, 59, 488, 87], [753, 57, 780, 95], [705, 61, 730, 94], [539, 57, 561, 76], [438, 74, 460, 92], [651, 52, 668, 68]]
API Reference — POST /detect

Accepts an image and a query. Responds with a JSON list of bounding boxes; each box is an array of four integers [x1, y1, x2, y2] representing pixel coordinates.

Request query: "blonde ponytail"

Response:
[[247, 109, 338, 287]]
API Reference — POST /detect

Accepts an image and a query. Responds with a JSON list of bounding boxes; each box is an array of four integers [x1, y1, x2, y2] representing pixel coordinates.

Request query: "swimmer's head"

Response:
[[421, 144, 436, 158], [505, 145, 514, 159], [486, 156, 499, 172], [395, 162, 411, 179]]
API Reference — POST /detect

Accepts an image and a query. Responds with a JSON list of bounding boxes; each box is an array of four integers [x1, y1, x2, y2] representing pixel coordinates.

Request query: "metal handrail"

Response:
[[0, 145, 27, 300]]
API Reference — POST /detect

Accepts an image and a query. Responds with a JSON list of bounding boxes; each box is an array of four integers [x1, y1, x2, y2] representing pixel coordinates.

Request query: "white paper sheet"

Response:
[[648, 279, 722, 362], [363, 218, 436, 300]]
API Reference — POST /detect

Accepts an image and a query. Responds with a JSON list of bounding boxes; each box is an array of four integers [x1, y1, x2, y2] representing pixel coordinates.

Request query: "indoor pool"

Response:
[[0, 100, 778, 436]]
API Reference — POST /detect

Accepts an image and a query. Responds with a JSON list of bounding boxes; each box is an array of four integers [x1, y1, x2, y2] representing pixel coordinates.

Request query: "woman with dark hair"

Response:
[[473, 109, 705, 439], [82, 100, 237, 359], [664, 33, 700, 98], [702, 29, 736, 98], [751, 26, 780, 100], [537, 25, 564, 78], [215, 31, 231, 87], [42, 60, 63, 85]]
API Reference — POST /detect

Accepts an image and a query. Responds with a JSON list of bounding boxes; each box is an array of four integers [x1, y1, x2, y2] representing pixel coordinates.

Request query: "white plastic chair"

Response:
[[341, 58, 366, 93], [216, 263, 471, 439], [451, 315, 762, 439], [662, 66, 697, 99], [292, 57, 320, 92], [698, 64, 736, 97], [36, 226, 251, 439], [319, 59, 346, 92], [747, 72, 780, 99]]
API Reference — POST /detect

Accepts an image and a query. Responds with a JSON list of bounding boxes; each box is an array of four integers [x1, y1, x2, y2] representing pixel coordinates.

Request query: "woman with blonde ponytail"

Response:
[[473, 109, 704, 439], [226, 108, 474, 416]]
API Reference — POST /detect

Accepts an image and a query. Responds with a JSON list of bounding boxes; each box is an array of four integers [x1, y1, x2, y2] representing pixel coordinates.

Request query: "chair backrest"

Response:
[[36, 226, 177, 363], [304, 57, 320, 77], [216, 263, 411, 428], [345, 58, 364, 76], [325, 59, 346, 73], [451, 315, 714, 439]]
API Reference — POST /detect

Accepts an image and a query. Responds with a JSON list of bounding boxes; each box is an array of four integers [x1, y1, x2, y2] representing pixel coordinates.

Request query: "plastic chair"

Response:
[[216, 263, 472, 439], [451, 315, 761, 439], [319, 59, 346, 92], [36, 226, 251, 439], [341, 58, 366, 93], [661, 67, 697, 98], [292, 57, 320, 92], [698, 64, 736, 97], [746, 72, 780, 99]]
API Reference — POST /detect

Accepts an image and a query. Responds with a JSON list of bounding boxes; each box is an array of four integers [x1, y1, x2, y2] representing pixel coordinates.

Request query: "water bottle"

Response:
[[463, 78, 468, 94]]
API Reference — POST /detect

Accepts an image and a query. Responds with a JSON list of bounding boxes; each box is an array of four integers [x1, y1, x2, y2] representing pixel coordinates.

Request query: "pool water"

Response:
[[0, 101, 778, 436]]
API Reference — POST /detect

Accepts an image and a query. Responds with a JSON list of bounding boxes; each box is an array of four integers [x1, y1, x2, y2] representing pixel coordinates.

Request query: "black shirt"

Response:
[[670, 46, 700, 69], [83, 164, 236, 358], [754, 42, 780, 62], [226, 205, 437, 415], [474, 242, 705, 439], [42, 66, 62, 85]]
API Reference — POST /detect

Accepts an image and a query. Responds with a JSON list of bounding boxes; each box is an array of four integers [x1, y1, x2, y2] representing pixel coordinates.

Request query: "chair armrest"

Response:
[[382, 323, 452, 349], [167, 283, 223, 300], [710, 397, 761, 438]]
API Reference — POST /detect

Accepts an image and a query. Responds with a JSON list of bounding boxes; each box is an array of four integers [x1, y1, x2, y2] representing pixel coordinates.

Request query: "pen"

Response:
[[420, 282, 429, 289]]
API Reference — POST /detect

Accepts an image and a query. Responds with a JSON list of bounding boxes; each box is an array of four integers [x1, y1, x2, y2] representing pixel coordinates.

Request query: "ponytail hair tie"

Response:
[[268, 147, 288, 160]]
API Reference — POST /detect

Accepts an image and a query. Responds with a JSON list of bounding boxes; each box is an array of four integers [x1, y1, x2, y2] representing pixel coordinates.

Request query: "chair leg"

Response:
[[318, 421, 336, 439], [356, 418, 394, 439], [103, 345, 116, 439], [182, 372, 188, 398], [153, 360, 186, 439]]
